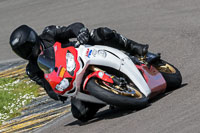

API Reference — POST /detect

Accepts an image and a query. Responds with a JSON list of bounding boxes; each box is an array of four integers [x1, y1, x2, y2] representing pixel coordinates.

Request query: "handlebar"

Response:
[[74, 41, 80, 48]]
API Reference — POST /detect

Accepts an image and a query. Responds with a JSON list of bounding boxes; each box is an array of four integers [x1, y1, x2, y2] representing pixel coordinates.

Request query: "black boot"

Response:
[[126, 41, 149, 56]]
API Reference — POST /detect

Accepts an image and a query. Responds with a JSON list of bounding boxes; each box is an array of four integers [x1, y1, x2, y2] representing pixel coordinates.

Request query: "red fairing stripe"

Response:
[[83, 71, 114, 91]]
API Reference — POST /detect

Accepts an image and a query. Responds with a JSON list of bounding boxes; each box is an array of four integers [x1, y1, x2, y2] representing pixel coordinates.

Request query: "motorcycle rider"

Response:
[[9, 22, 148, 121]]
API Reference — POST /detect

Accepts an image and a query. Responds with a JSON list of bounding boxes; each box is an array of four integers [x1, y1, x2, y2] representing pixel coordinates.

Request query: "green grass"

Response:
[[0, 76, 40, 124]]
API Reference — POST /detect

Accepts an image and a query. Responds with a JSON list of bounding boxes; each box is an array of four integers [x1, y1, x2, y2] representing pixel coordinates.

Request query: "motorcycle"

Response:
[[37, 41, 182, 121]]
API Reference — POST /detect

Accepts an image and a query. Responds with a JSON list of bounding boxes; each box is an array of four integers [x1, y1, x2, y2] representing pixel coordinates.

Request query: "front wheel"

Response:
[[154, 60, 182, 90], [86, 78, 148, 108]]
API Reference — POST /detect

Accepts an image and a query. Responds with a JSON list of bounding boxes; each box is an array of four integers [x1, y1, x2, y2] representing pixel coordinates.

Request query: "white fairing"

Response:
[[74, 45, 151, 97]]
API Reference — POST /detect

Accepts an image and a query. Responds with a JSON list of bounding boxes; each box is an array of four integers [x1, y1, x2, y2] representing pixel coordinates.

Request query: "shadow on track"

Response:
[[65, 83, 188, 126], [149, 83, 188, 103], [65, 107, 138, 126]]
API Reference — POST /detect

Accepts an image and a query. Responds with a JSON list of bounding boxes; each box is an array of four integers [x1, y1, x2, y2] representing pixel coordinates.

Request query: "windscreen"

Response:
[[37, 47, 55, 74]]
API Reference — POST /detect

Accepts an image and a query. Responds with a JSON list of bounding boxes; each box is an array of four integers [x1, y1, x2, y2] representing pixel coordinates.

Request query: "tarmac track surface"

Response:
[[1, 0, 200, 133]]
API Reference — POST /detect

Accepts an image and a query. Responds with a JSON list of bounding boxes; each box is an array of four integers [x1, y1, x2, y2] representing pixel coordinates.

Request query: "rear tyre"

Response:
[[154, 60, 182, 90], [86, 78, 148, 109]]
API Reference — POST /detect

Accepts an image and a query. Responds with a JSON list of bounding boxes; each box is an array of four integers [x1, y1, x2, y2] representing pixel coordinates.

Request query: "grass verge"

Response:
[[0, 76, 40, 124]]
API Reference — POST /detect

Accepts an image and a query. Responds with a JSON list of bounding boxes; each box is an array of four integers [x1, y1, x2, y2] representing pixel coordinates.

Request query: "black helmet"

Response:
[[9, 25, 41, 60]]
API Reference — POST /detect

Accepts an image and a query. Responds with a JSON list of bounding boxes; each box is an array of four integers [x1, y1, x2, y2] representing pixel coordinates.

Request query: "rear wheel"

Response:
[[154, 60, 182, 90], [86, 78, 148, 108]]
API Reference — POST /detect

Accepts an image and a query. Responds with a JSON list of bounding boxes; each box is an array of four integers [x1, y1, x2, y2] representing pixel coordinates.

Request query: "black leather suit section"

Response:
[[89, 27, 147, 56], [39, 22, 85, 49]]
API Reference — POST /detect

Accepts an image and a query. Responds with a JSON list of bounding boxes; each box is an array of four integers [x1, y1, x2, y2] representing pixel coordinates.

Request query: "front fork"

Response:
[[83, 66, 114, 91], [83, 66, 126, 91]]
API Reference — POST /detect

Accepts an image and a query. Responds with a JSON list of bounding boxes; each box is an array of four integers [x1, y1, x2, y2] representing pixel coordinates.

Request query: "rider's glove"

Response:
[[77, 27, 90, 44]]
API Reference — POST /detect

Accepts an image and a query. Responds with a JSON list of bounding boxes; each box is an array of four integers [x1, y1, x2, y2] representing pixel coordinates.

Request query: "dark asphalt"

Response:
[[1, 0, 200, 133], [0, 59, 26, 71]]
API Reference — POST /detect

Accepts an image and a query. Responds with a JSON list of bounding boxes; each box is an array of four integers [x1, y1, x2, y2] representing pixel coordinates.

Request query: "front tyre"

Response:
[[154, 60, 182, 90], [86, 78, 148, 108]]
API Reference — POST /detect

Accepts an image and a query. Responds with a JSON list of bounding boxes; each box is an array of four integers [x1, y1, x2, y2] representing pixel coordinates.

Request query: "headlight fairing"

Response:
[[55, 78, 70, 91], [66, 52, 76, 75]]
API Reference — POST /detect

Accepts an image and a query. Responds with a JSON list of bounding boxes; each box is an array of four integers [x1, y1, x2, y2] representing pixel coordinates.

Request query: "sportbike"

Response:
[[38, 41, 182, 121]]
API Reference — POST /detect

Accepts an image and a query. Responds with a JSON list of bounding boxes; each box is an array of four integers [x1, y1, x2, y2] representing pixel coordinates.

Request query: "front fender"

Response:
[[83, 71, 114, 91]]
